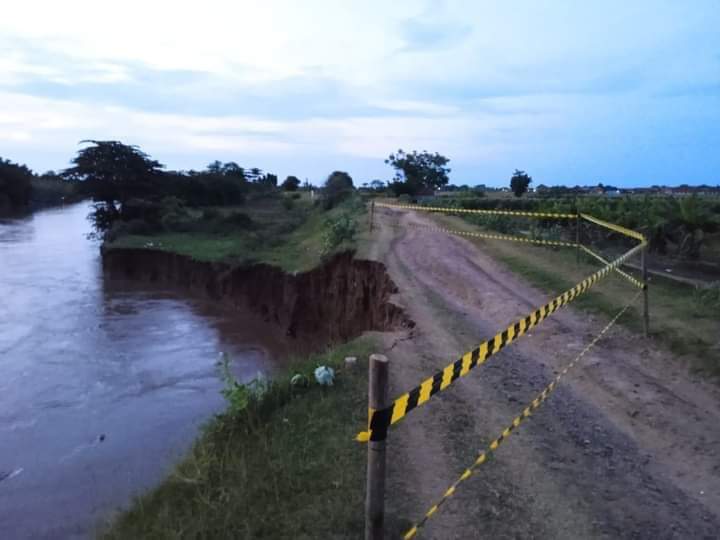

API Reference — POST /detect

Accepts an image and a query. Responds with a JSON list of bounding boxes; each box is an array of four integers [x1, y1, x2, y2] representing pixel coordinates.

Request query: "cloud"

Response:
[[0, 1, 719, 185], [399, 16, 472, 52]]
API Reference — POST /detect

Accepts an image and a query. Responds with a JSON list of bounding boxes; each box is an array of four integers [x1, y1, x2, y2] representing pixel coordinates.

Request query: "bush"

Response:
[[158, 196, 193, 232], [322, 171, 354, 209], [121, 198, 163, 226], [201, 208, 221, 221], [321, 213, 356, 255], [282, 197, 294, 211], [694, 282, 720, 316], [223, 212, 254, 228], [397, 194, 413, 204]]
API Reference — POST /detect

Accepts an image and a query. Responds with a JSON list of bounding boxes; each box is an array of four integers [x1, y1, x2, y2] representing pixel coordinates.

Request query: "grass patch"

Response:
[[101, 338, 376, 539], [429, 213, 720, 377], [107, 195, 368, 272]]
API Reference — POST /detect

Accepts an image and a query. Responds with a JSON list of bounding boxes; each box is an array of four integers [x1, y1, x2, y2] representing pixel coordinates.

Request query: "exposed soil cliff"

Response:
[[102, 249, 412, 349]]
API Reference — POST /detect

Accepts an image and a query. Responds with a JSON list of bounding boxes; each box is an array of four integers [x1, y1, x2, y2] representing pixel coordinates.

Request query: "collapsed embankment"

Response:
[[102, 248, 411, 349]]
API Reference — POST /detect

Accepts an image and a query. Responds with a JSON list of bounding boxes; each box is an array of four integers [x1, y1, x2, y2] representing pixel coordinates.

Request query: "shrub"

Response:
[[321, 213, 356, 255], [693, 282, 720, 316], [223, 212, 254, 228], [397, 194, 413, 204], [322, 171, 354, 209], [201, 208, 221, 221], [158, 196, 194, 232]]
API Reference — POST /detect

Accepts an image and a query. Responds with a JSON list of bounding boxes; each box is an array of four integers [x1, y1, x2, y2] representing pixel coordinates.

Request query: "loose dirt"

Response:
[[364, 206, 720, 539]]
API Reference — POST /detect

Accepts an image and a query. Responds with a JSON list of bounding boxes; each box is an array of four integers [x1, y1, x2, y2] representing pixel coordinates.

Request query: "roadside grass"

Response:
[[428, 213, 720, 377], [107, 195, 368, 273], [101, 338, 376, 539]]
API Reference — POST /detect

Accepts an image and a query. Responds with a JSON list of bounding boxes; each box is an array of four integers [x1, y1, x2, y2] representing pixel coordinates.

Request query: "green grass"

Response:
[[107, 195, 368, 272], [430, 213, 720, 377], [101, 338, 376, 539]]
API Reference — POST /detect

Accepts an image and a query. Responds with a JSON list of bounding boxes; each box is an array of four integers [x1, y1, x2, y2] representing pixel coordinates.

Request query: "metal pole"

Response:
[[576, 213, 581, 265], [370, 200, 375, 232], [642, 245, 649, 337], [365, 354, 389, 540]]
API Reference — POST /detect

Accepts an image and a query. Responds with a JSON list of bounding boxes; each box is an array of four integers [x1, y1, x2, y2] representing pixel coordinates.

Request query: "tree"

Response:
[[385, 149, 450, 196], [0, 158, 34, 212], [370, 179, 385, 192], [282, 175, 301, 191], [246, 167, 263, 182], [323, 171, 354, 209], [510, 169, 532, 197], [64, 140, 164, 233], [221, 162, 245, 181], [258, 173, 278, 189]]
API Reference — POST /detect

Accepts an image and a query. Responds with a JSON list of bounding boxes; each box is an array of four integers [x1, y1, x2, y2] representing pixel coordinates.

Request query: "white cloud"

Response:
[[0, 1, 718, 184]]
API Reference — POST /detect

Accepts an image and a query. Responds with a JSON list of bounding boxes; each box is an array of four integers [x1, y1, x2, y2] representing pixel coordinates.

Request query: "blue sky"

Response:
[[0, 1, 718, 187]]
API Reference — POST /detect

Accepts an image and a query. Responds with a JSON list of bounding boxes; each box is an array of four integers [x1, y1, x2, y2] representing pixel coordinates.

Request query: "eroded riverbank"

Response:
[[1, 203, 410, 539]]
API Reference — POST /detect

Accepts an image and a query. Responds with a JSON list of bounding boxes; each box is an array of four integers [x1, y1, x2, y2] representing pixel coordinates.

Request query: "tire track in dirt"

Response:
[[368, 207, 720, 539]]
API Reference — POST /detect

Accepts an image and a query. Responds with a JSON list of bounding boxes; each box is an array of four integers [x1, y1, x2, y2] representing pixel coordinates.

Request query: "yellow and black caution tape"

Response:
[[580, 213, 646, 243], [401, 222, 579, 248], [403, 290, 642, 539], [356, 241, 646, 443], [579, 245, 645, 289], [376, 202, 577, 220]]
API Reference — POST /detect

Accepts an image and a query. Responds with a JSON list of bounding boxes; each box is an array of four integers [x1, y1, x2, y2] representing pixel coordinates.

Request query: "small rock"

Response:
[[344, 356, 357, 368], [99, 434, 106, 442]]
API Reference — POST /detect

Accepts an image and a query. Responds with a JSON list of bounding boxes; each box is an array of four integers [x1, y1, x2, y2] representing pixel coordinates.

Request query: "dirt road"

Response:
[[365, 206, 720, 539]]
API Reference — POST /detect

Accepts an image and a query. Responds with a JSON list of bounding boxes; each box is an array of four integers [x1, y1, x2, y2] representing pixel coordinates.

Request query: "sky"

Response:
[[0, 1, 718, 187]]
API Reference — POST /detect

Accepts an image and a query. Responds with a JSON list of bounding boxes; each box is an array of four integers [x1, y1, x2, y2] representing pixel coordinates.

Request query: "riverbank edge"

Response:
[[102, 246, 413, 349], [99, 247, 413, 538]]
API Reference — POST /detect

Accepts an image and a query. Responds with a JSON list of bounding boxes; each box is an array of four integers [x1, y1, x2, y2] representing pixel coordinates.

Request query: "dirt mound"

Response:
[[102, 249, 412, 349]]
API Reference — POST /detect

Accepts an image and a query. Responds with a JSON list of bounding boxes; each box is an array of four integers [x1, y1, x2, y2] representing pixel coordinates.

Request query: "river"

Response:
[[0, 203, 279, 539]]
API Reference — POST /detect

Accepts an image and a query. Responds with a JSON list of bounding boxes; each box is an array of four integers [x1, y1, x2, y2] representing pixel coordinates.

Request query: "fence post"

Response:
[[365, 353, 389, 540], [642, 245, 649, 337], [575, 213, 581, 264], [370, 200, 375, 232]]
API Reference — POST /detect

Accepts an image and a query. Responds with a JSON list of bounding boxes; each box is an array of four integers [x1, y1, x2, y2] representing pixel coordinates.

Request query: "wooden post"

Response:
[[370, 200, 375, 232], [575, 213, 581, 265], [642, 245, 649, 337], [365, 354, 389, 540]]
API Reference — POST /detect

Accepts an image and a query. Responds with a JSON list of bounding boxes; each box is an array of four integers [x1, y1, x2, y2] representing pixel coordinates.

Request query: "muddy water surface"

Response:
[[0, 203, 284, 539]]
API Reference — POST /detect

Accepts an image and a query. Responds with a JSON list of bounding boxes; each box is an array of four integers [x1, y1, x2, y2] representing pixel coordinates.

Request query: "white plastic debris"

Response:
[[290, 373, 309, 388], [344, 356, 357, 368], [314, 365, 335, 386]]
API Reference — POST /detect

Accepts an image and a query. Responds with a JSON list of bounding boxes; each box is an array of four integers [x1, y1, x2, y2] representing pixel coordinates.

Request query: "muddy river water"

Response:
[[0, 203, 280, 539]]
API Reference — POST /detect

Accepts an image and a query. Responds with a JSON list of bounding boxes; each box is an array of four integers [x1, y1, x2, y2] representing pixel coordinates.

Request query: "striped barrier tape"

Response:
[[376, 202, 577, 220], [579, 245, 645, 289], [356, 241, 646, 443], [403, 289, 642, 539], [402, 222, 579, 249], [579, 213, 646, 243]]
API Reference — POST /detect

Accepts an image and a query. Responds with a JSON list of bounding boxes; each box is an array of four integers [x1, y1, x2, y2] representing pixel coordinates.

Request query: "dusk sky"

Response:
[[1, 1, 718, 187]]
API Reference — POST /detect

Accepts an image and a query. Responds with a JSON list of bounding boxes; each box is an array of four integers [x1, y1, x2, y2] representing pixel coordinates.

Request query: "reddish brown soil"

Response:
[[102, 249, 412, 351], [366, 206, 720, 539]]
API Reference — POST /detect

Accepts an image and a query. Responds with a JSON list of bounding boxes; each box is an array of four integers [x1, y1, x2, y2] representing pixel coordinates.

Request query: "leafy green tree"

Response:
[[323, 171, 354, 209], [385, 149, 450, 196], [510, 169, 532, 197], [282, 175, 301, 191], [246, 167, 263, 182], [64, 140, 164, 233], [260, 173, 278, 188], [0, 158, 34, 211], [221, 162, 245, 181], [370, 179, 385, 192]]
